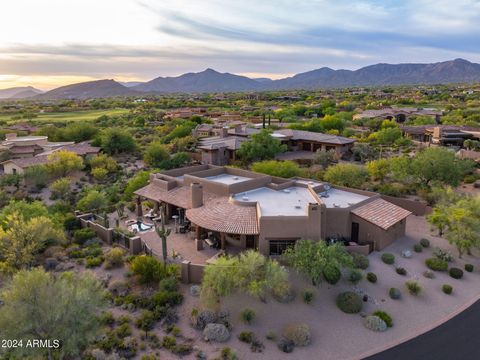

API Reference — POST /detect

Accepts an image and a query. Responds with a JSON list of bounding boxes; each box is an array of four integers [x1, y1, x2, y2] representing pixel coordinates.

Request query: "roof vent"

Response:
[[295, 205, 302, 209], [334, 203, 340, 208], [283, 189, 291, 193], [242, 196, 249, 201], [233, 176, 239, 180]]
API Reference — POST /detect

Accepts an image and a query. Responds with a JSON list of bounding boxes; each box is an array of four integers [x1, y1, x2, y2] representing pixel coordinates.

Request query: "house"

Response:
[[135, 165, 411, 256], [354, 107, 443, 123], [402, 125, 480, 146], [196, 134, 247, 166], [0, 133, 73, 159], [1, 141, 100, 174], [1, 156, 49, 175]]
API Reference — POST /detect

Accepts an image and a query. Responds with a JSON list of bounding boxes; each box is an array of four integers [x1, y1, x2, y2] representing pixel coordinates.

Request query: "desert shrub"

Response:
[[366, 272, 377, 283], [420, 238, 430, 248], [240, 308, 256, 325], [238, 331, 254, 343], [336, 291, 363, 314], [203, 323, 230, 342], [372, 311, 393, 327], [266, 331, 277, 341], [449, 267, 464, 279], [352, 253, 369, 270], [117, 315, 131, 325], [220, 347, 238, 360], [425, 258, 448, 271], [99, 311, 115, 326], [108, 280, 130, 298], [114, 323, 132, 338], [405, 281, 422, 296], [465, 264, 474, 272], [272, 283, 296, 303], [73, 228, 96, 245], [423, 270, 435, 279], [381, 253, 395, 265], [413, 243, 423, 253], [159, 277, 178, 292], [282, 323, 311, 346], [162, 335, 176, 350], [396, 267, 407, 276], [433, 247, 454, 262], [389, 287, 401, 300], [323, 264, 341, 285], [64, 215, 82, 231], [135, 310, 156, 334], [130, 255, 177, 284], [302, 289, 314, 304], [442, 284, 453, 294], [151, 290, 183, 307], [348, 269, 363, 284], [277, 338, 295, 353], [86, 256, 104, 268], [104, 247, 125, 269], [363, 315, 387, 332], [173, 343, 193, 356]]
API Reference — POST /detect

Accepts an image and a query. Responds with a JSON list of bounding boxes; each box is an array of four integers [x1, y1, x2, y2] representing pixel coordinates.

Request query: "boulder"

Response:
[[190, 285, 201, 297], [203, 323, 230, 342], [402, 250, 412, 258], [193, 310, 217, 330], [44, 257, 59, 271]]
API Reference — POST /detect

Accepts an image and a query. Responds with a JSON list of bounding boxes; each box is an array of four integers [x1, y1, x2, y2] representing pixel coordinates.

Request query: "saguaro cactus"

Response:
[[155, 203, 171, 268]]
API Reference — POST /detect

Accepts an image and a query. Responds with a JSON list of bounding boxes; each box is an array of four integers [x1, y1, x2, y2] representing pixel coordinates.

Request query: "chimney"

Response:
[[190, 182, 203, 208], [220, 126, 228, 138], [5, 133, 17, 140]]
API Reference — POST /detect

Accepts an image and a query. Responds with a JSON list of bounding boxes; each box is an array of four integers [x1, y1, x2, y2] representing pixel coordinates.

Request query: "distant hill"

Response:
[[0, 86, 43, 99], [36, 79, 139, 99], [133, 68, 262, 93], [14, 59, 480, 98], [269, 59, 480, 89], [120, 81, 145, 88]]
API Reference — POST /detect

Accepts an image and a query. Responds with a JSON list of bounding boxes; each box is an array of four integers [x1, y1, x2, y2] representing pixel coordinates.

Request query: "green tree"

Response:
[[0, 200, 49, 229], [124, 171, 151, 200], [143, 142, 170, 168], [352, 143, 378, 163], [251, 160, 301, 178], [99, 128, 136, 154], [0, 213, 64, 273], [237, 129, 287, 162], [366, 158, 391, 183], [313, 150, 337, 169], [47, 150, 84, 178], [283, 240, 353, 285], [50, 177, 71, 200], [24, 165, 49, 190], [62, 122, 98, 142], [89, 154, 118, 173], [324, 163, 369, 188], [200, 250, 288, 308], [77, 190, 108, 212], [0, 269, 105, 359]]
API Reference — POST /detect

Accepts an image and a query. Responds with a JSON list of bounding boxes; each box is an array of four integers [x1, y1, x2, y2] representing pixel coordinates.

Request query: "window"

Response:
[[269, 239, 296, 256]]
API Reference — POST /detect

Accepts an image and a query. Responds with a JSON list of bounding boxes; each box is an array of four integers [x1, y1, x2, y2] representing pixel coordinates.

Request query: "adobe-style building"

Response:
[[0, 133, 73, 159], [401, 125, 480, 146], [354, 107, 443, 124], [135, 165, 410, 256]]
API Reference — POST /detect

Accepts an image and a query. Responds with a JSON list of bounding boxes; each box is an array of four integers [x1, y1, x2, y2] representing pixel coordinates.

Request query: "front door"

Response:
[[351, 222, 359, 242], [246, 235, 256, 249]]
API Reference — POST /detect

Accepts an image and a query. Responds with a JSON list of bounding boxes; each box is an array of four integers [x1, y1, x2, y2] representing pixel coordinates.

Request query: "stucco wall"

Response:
[[2, 162, 24, 174], [351, 214, 407, 250]]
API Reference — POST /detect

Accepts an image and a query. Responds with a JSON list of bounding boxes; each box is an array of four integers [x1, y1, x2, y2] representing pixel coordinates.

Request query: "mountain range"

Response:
[[2, 59, 480, 99], [0, 86, 43, 99]]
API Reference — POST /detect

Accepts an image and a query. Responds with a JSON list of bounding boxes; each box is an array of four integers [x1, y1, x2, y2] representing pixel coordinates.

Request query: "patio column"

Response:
[[136, 196, 143, 217], [154, 201, 160, 213], [220, 233, 226, 250], [196, 225, 201, 240]]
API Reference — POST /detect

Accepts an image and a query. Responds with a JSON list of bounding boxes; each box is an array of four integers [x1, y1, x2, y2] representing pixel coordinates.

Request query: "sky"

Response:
[[1, 0, 480, 90]]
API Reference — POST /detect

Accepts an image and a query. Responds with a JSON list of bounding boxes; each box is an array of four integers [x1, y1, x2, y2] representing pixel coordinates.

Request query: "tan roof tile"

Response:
[[351, 198, 411, 230]]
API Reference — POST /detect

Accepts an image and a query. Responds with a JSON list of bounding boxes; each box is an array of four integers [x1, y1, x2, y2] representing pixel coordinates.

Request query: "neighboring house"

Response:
[[456, 149, 480, 163], [0, 133, 73, 159], [354, 107, 443, 123], [402, 125, 480, 146], [1, 156, 49, 175], [274, 129, 355, 157], [196, 134, 247, 166], [135, 165, 411, 255], [1, 141, 100, 174]]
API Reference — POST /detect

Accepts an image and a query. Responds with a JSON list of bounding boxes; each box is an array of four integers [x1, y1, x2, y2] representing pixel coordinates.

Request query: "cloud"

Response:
[[1, 0, 480, 88]]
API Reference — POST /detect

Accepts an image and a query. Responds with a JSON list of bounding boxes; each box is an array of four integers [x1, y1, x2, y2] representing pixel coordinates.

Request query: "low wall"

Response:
[[181, 261, 206, 284], [380, 195, 430, 216]]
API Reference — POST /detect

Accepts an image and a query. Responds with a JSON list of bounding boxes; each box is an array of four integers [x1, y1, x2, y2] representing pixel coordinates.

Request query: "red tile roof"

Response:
[[351, 198, 411, 230], [186, 197, 259, 235]]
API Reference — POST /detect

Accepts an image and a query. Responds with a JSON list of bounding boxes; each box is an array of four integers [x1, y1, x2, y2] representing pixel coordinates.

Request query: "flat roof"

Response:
[[205, 173, 252, 185], [234, 186, 316, 216], [318, 188, 369, 208]]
